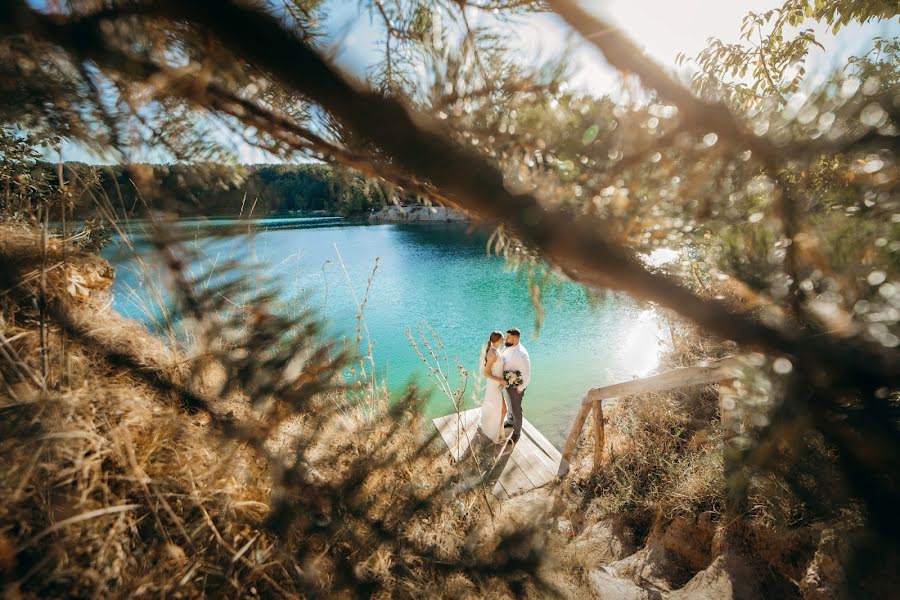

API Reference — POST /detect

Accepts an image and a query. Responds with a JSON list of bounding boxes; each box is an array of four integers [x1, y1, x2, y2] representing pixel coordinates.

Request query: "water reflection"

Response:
[[617, 309, 663, 378]]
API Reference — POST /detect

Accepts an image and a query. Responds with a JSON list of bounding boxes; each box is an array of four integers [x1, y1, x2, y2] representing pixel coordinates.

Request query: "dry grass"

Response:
[[0, 225, 275, 596]]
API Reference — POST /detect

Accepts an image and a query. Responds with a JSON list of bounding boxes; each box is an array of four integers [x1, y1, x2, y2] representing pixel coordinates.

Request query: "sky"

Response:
[[326, 0, 897, 91], [51, 0, 898, 164]]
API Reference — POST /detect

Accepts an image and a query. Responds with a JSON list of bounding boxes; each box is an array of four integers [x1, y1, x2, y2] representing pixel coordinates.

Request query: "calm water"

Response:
[[103, 219, 665, 446]]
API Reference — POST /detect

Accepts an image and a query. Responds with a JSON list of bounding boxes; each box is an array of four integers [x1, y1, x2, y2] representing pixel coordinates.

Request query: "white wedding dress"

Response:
[[479, 347, 506, 444]]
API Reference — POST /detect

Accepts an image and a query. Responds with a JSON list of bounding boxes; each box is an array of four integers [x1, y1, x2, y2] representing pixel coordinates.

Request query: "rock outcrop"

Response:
[[667, 550, 766, 600], [579, 515, 800, 600], [368, 204, 468, 223], [589, 567, 665, 600], [573, 518, 637, 563]]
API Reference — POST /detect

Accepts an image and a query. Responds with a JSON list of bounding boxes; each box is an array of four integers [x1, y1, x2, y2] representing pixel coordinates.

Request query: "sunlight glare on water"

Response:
[[617, 309, 663, 378]]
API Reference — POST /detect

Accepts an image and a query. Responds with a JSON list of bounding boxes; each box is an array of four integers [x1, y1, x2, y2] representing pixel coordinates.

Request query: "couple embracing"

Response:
[[479, 328, 531, 446]]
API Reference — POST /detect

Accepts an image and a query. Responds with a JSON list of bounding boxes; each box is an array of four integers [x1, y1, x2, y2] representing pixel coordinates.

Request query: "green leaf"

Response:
[[581, 124, 599, 145]]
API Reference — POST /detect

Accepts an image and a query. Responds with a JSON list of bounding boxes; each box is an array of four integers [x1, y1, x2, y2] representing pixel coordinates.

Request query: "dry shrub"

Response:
[[1, 347, 273, 597], [579, 386, 726, 537]]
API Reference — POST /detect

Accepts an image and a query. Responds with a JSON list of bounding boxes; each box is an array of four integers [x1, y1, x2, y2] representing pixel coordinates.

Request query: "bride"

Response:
[[479, 330, 509, 444]]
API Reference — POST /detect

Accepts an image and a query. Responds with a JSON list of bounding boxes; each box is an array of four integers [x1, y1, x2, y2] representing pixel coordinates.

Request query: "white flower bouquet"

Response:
[[503, 370, 523, 387]]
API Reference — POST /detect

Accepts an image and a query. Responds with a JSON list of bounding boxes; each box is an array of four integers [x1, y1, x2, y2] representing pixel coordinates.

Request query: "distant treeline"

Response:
[[14, 162, 396, 219]]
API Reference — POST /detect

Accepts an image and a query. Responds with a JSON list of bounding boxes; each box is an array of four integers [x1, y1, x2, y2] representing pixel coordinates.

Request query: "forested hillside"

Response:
[[3, 158, 394, 218]]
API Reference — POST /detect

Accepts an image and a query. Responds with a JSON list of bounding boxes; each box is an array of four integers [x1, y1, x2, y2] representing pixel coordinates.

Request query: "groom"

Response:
[[502, 328, 531, 444]]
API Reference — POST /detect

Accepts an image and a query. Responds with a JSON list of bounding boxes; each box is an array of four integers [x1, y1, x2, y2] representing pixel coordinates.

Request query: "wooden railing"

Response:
[[557, 356, 741, 476]]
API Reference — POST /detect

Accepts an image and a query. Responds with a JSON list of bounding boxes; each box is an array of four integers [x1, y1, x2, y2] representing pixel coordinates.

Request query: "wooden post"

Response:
[[558, 399, 591, 476], [591, 399, 604, 471], [719, 378, 746, 514]]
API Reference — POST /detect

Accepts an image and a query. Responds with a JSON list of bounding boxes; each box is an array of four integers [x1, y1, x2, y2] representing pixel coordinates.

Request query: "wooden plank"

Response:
[[521, 420, 563, 475], [481, 428, 542, 495], [433, 418, 450, 445], [513, 432, 555, 484], [487, 443, 516, 499], [434, 409, 562, 498], [508, 442, 545, 489], [432, 414, 448, 433], [515, 451, 553, 488], [434, 409, 523, 497], [559, 400, 591, 475], [447, 408, 476, 440], [591, 399, 604, 471], [455, 411, 481, 460], [433, 408, 481, 461], [509, 418, 562, 490], [433, 413, 459, 446], [488, 416, 557, 488], [521, 447, 555, 488], [522, 419, 562, 459], [496, 457, 532, 496], [584, 356, 740, 404], [492, 480, 511, 500], [464, 409, 481, 446], [486, 441, 517, 498]]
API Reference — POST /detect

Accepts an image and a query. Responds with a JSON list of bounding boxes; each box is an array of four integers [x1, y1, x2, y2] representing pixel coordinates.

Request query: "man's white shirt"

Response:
[[502, 343, 531, 393]]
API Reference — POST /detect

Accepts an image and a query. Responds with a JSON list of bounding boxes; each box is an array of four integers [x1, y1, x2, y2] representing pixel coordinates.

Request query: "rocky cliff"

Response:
[[368, 204, 468, 223]]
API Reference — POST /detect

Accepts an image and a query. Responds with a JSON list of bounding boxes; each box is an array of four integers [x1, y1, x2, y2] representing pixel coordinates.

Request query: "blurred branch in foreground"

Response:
[[1, 1, 894, 386], [0, 0, 897, 581]]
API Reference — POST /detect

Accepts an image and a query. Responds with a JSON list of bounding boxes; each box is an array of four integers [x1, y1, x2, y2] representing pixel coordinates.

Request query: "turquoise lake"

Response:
[[103, 218, 666, 446]]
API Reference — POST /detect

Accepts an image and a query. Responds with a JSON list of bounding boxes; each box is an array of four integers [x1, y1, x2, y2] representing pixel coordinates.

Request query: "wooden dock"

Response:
[[432, 408, 562, 499], [433, 357, 741, 498]]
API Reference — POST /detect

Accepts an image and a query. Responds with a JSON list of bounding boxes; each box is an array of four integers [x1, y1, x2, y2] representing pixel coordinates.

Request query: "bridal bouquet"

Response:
[[503, 370, 523, 387]]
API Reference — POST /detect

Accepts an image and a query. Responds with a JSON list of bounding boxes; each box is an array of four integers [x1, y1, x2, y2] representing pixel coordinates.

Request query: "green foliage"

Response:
[[680, 0, 898, 108], [0, 126, 53, 219]]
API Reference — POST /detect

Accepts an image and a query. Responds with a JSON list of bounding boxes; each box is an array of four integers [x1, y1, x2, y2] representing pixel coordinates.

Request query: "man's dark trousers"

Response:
[[506, 387, 525, 443]]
